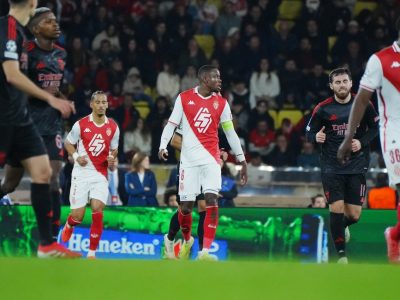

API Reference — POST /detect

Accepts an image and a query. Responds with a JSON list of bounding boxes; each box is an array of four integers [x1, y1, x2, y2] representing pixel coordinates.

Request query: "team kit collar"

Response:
[[89, 113, 109, 124], [194, 86, 216, 99], [392, 41, 400, 53]]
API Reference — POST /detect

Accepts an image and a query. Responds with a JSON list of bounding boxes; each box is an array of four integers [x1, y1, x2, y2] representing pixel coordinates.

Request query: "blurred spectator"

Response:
[[110, 94, 140, 131], [74, 55, 108, 91], [177, 38, 208, 75], [108, 58, 126, 87], [231, 99, 249, 133], [239, 34, 265, 78], [164, 187, 179, 207], [123, 118, 152, 161], [156, 61, 180, 103], [266, 134, 297, 167], [228, 77, 250, 110], [107, 83, 124, 111], [92, 23, 121, 51], [212, 37, 240, 86], [107, 158, 123, 206], [292, 37, 318, 73], [95, 40, 118, 68], [278, 59, 304, 109], [249, 119, 275, 161], [166, 2, 193, 35], [66, 37, 89, 73], [304, 63, 330, 107], [218, 162, 238, 207], [121, 38, 140, 69], [215, 0, 242, 41], [368, 173, 398, 209], [180, 65, 199, 91], [302, 19, 328, 65], [308, 194, 327, 208], [125, 152, 158, 206], [272, 20, 299, 67], [153, 20, 170, 52], [297, 141, 320, 168], [139, 38, 162, 87], [279, 118, 302, 156], [122, 67, 144, 96], [249, 57, 280, 109], [189, 0, 219, 34], [241, 4, 267, 34], [168, 23, 192, 61], [248, 99, 275, 131]]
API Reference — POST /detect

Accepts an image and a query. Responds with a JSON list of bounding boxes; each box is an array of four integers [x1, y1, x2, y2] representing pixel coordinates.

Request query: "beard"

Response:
[[334, 89, 350, 100]]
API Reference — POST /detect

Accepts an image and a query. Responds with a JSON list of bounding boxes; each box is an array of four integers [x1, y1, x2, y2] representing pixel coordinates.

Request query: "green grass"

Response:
[[0, 258, 398, 300]]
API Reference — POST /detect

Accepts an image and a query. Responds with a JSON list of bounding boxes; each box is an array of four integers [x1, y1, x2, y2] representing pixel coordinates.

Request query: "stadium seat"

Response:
[[277, 109, 304, 128], [194, 34, 215, 59], [278, 1, 303, 20], [353, 1, 378, 17], [268, 109, 278, 129], [134, 101, 150, 119]]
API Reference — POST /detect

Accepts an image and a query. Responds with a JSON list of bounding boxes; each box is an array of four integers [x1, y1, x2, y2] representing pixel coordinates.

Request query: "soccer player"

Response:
[[306, 68, 379, 264], [0, 0, 77, 257], [0, 7, 67, 241], [338, 18, 400, 263], [159, 65, 247, 260], [61, 91, 120, 259]]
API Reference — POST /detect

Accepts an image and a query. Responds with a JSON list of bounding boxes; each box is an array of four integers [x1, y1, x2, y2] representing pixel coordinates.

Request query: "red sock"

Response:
[[89, 212, 103, 251], [178, 210, 192, 241], [390, 203, 400, 240], [203, 206, 218, 249], [67, 215, 81, 227]]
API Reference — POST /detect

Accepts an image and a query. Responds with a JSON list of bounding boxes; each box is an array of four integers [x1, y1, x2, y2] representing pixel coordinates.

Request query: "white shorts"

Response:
[[69, 175, 109, 209], [382, 146, 400, 187], [178, 163, 221, 201]]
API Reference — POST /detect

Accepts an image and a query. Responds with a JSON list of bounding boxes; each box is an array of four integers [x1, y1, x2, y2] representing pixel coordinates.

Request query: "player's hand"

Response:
[[351, 139, 361, 152], [239, 161, 248, 186], [220, 148, 228, 162], [158, 149, 168, 161], [337, 138, 352, 164], [76, 155, 88, 167], [107, 155, 116, 170], [315, 126, 326, 143], [48, 96, 74, 119]]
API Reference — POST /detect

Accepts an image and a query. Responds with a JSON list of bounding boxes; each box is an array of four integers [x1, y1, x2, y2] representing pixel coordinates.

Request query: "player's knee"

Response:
[[204, 193, 218, 206], [32, 165, 52, 183], [347, 214, 360, 223], [180, 206, 192, 215], [71, 212, 84, 223]]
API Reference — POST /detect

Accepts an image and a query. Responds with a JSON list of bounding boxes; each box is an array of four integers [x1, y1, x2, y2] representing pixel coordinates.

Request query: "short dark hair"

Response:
[[197, 65, 218, 79], [163, 188, 177, 206], [90, 90, 107, 101], [311, 194, 324, 205], [27, 7, 52, 31], [329, 67, 352, 83]]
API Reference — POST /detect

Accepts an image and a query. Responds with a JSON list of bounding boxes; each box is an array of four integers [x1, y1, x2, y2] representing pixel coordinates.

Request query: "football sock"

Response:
[[67, 215, 81, 227], [343, 215, 358, 227], [51, 190, 61, 241], [31, 183, 53, 246], [178, 210, 192, 241], [89, 211, 103, 251], [330, 212, 345, 257], [390, 203, 400, 241], [203, 206, 218, 249], [197, 211, 206, 250], [167, 211, 180, 241]]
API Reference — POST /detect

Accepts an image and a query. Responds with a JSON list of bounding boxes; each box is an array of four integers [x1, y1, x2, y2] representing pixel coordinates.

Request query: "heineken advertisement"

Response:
[[0, 206, 395, 262]]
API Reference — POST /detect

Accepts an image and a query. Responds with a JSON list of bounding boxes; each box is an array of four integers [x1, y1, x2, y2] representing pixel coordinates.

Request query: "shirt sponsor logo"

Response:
[[88, 133, 105, 156], [194, 107, 212, 133]]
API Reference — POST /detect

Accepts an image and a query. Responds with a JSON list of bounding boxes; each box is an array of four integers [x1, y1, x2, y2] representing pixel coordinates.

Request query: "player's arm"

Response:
[[158, 96, 183, 161], [64, 122, 88, 166], [338, 54, 381, 163], [305, 105, 325, 144], [124, 173, 145, 195], [357, 102, 379, 148], [170, 132, 182, 151], [107, 125, 120, 169], [2, 60, 74, 118]]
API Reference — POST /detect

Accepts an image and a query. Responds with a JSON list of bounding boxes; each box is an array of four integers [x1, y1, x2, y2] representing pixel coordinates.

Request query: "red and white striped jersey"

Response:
[[360, 41, 400, 139], [168, 87, 232, 167], [67, 114, 119, 179]]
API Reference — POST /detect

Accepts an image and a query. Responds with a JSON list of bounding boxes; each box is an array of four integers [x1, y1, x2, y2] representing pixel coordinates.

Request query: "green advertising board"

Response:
[[0, 206, 395, 263]]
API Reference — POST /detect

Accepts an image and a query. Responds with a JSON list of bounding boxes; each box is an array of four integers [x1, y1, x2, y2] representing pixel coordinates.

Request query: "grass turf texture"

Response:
[[0, 258, 398, 300]]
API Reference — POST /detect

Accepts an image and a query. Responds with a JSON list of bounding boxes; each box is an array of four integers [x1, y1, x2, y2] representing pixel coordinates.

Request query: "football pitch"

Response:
[[0, 258, 398, 300]]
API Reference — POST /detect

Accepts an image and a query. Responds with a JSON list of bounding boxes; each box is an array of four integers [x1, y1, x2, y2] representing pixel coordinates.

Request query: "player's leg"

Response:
[[61, 206, 86, 242], [380, 148, 400, 262], [323, 173, 347, 263], [87, 199, 106, 259], [197, 164, 221, 261], [0, 164, 24, 198], [196, 197, 206, 250], [46, 135, 64, 241]]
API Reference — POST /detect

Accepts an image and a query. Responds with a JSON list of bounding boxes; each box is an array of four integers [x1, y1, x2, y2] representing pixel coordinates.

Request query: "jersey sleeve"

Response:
[[168, 95, 183, 126], [66, 122, 81, 145], [305, 105, 323, 144], [220, 100, 233, 124], [0, 22, 19, 62], [359, 54, 382, 92], [110, 126, 120, 150], [175, 121, 183, 135]]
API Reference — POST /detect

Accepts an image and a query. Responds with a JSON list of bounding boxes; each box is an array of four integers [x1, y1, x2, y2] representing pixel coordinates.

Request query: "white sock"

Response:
[[87, 250, 96, 257]]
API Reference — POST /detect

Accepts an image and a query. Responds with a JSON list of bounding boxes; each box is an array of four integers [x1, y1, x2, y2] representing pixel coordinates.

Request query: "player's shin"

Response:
[[330, 212, 346, 257], [197, 211, 206, 250], [31, 183, 53, 245], [203, 205, 218, 250], [389, 202, 400, 241], [51, 190, 61, 241], [178, 209, 192, 241], [89, 211, 103, 256], [167, 211, 180, 241]]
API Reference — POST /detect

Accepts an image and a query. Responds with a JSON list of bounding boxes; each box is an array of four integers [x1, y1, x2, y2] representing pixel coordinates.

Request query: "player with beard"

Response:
[[159, 65, 247, 260], [306, 68, 379, 263]]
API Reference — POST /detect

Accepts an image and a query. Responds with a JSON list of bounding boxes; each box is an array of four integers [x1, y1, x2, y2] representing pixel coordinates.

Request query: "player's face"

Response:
[[313, 197, 326, 208], [90, 95, 108, 116], [330, 73, 352, 100], [37, 13, 61, 40], [28, 0, 38, 18], [206, 69, 222, 93]]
